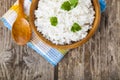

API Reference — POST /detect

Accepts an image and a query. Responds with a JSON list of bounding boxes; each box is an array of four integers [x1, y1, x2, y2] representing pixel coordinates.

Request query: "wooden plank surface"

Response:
[[0, 0, 120, 80], [0, 1, 55, 80]]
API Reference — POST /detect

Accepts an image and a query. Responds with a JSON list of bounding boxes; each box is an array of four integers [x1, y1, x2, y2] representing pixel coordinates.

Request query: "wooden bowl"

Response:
[[30, 0, 101, 49]]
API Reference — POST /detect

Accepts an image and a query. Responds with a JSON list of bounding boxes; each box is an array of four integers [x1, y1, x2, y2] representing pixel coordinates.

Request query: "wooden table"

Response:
[[0, 0, 120, 80]]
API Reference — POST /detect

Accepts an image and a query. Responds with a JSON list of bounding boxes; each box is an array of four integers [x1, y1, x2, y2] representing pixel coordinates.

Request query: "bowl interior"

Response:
[[30, 0, 101, 49]]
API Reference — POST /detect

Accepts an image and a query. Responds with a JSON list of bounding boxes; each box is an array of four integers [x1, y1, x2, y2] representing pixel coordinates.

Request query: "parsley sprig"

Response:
[[61, 0, 78, 11], [71, 23, 82, 32], [69, 0, 78, 8], [61, 1, 71, 11], [50, 17, 58, 26]]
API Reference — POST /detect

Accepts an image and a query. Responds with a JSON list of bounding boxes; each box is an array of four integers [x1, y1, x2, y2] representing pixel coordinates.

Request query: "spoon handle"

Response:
[[18, 0, 25, 17]]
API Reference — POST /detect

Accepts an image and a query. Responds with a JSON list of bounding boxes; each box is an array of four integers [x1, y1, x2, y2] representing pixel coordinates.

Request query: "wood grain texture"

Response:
[[0, 1, 54, 80], [58, 0, 120, 80], [0, 0, 120, 80]]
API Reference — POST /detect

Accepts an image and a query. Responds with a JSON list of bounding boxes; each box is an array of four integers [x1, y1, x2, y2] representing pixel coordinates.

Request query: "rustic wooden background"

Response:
[[0, 0, 120, 80]]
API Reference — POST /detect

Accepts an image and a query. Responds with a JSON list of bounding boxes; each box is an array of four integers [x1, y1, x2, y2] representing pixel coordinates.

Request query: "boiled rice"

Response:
[[34, 0, 95, 45]]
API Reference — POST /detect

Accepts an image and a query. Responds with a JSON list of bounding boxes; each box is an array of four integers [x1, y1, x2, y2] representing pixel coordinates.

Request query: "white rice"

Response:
[[34, 0, 95, 45]]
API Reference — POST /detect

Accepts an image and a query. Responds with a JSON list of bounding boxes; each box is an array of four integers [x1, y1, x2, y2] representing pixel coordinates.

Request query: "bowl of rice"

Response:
[[30, 0, 101, 49]]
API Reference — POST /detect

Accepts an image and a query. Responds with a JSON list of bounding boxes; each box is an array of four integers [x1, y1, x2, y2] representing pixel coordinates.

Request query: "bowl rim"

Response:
[[30, 0, 101, 49]]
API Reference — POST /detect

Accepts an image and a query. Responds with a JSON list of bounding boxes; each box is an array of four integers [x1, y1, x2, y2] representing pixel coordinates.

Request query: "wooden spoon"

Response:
[[12, 0, 31, 45]]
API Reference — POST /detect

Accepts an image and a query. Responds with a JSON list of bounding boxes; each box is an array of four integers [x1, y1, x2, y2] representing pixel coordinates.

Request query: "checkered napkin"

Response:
[[0, 0, 106, 66]]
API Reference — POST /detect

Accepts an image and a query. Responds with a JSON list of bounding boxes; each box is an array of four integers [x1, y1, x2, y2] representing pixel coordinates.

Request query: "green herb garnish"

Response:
[[61, 1, 71, 11], [61, 0, 78, 11], [71, 23, 82, 32], [69, 0, 78, 8], [50, 17, 58, 26]]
